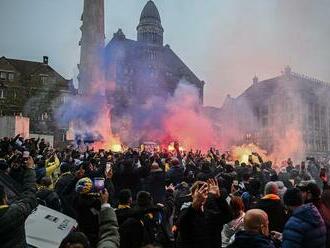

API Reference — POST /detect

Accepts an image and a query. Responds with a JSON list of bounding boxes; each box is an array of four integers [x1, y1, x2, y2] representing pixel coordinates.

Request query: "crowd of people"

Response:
[[0, 134, 330, 248]]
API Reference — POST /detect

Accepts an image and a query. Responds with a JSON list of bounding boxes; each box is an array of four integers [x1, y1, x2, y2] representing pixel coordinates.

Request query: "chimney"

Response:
[[43, 56, 49, 65]]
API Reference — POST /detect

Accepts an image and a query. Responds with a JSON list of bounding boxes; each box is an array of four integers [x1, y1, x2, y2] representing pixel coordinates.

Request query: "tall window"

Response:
[[0, 89, 4, 99], [40, 75, 48, 84], [8, 73, 14, 81], [0, 72, 6, 80]]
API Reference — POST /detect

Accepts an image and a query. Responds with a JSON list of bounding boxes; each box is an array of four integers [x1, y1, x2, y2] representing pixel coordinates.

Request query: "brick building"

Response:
[[0, 56, 73, 145]]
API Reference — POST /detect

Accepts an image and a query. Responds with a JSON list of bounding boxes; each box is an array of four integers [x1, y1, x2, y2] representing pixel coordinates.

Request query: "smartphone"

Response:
[[94, 177, 105, 191], [106, 162, 112, 174]]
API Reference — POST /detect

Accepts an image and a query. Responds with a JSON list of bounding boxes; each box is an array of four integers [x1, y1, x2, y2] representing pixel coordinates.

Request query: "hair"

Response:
[[59, 232, 90, 248], [0, 185, 5, 204], [321, 189, 330, 208], [230, 196, 245, 218], [244, 209, 268, 233], [190, 180, 207, 194], [283, 188, 303, 207], [118, 189, 132, 205], [40, 177, 52, 187], [136, 191, 152, 208], [264, 181, 279, 195]]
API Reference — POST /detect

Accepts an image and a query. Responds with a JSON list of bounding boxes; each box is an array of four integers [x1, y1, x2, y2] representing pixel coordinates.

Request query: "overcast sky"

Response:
[[0, 0, 329, 107]]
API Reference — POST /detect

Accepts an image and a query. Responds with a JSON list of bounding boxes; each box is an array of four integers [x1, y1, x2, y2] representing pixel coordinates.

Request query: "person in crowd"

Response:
[[299, 181, 322, 208], [55, 162, 75, 196], [59, 189, 120, 248], [120, 185, 175, 248], [175, 179, 233, 248], [227, 209, 276, 248], [319, 189, 330, 247], [2, 135, 330, 248], [115, 188, 134, 225], [0, 156, 37, 248], [222, 196, 246, 247], [144, 161, 166, 204], [36, 176, 62, 211], [282, 187, 327, 248], [256, 181, 286, 232], [166, 157, 184, 186]]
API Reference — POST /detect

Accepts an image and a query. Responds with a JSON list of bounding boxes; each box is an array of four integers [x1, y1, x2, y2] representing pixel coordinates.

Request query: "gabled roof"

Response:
[[105, 37, 204, 87], [1, 56, 67, 81]]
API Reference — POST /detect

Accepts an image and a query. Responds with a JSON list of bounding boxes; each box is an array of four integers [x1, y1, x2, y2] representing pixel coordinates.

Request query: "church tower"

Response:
[[78, 0, 105, 95], [137, 1, 164, 46]]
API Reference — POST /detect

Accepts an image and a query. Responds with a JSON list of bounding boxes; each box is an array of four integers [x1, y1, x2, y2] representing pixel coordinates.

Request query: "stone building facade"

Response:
[[104, 1, 205, 105], [218, 66, 330, 158], [0, 56, 73, 144]]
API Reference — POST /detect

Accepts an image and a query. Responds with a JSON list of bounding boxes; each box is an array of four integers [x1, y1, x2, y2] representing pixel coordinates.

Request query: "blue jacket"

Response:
[[282, 203, 327, 248], [227, 231, 276, 248]]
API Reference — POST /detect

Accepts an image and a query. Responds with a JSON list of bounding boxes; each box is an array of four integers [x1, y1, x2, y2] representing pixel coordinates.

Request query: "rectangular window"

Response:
[[8, 73, 14, 81], [0, 72, 6, 80], [0, 89, 4, 99], [40, 75, 48, 84]]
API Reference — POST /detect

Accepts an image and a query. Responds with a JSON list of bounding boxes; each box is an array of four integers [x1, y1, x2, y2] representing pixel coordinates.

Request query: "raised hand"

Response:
[[100, 189, 109, 205], [207, 178, 221, 198], [192, 183, 208, 210]]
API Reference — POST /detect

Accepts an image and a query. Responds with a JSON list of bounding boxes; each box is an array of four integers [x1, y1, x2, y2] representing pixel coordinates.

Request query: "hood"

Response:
[[262, 194, 280, 201], [294, 203, 324, 227], [232, 231, 274, 248]]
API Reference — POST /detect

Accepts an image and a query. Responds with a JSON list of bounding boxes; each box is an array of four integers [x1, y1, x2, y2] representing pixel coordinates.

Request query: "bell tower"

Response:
[[137, 0, 164, 46]]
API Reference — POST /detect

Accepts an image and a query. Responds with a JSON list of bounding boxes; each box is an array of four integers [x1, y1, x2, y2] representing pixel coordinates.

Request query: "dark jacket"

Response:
[[282, 203, 327, 248], [0, 168, 37, 248], [144, 169, 166, 204], [166, 166, 184, 186], [55, 172, 75, 196], [176, 195, 232, 248], [256, 194, 286, 232], [227, 231, 276, 248], [119, 190, 174, 248]]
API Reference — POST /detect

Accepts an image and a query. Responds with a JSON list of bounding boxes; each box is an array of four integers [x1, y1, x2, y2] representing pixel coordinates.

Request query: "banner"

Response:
[[25, 205, 78, 248]]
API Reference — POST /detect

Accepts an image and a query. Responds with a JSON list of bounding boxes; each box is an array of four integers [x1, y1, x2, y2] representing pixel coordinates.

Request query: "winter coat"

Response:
[[227, 230, 276, 248], [282, 203, 327, 248], [166, 166, 184, 186], [97, 205, 120, 248], [221, 212, 245, 247], [255, 194, 286, 232], [0, 168, 37, 248], [144, 169, 166, 203], [318, 203, 330, 248], [176, 195, 233, 248], [55, 172, 75, 196]]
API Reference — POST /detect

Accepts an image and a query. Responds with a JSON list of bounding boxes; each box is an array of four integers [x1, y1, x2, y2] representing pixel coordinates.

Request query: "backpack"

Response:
[[119, 211, 170, 248]]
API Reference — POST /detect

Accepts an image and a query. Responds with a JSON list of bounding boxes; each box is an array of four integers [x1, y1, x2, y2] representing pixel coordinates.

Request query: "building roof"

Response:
[[229, 69, 330, 107], [140, 0, 161, 22], [105, 35, 204, 88], [1, 56, 68, 82]]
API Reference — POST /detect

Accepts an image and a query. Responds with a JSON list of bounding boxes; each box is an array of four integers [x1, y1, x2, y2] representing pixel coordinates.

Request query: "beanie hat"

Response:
[[283, 188, 303, 207], [306, 182, 321, 199], [75, 177, 93, 194]]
